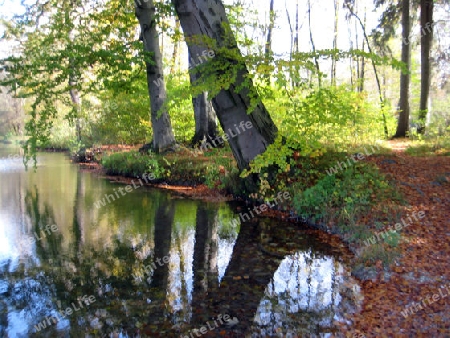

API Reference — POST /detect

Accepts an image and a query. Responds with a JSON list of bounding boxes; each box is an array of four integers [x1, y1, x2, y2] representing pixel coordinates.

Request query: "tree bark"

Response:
[[190, 76, 218, 146], [191, 97, 218, 146], [358, 7, 367, 93], [285, 0, 295, 88], [394, 0, 411, 138], [418, 0, 433, 134], [135, 0, 176, 153], [264, 0, 275, 84], [172, 0, 278, 170], [345, 2, 389, 137], [170, 19, 180, 75], [67, 4, 82, 144], [307, 0, 321, 87], [331, 0, 339, 86]]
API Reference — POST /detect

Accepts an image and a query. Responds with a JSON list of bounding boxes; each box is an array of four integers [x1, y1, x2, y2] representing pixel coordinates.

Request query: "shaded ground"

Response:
[[339, 140, 450, 337]]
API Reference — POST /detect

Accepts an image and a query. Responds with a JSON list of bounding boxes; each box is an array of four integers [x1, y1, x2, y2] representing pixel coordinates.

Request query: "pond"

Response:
[[0, 146, 362, 337]]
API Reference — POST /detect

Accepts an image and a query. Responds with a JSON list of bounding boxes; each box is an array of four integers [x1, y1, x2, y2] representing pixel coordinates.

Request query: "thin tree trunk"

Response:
[[394, 0, 411, 138], [358, 7, 367, 92], [418, 0, 433, 134], [294, 0, 300, 87], [170, 19, 181, 75], [172, 0, 278, 170], [345, 3, 389, 137], [331, 0, 339, 86], [135, 0, 176, 153], [285, 0, 294, 88], [307, 0, 321, 87], [285, 0, 300, 88], [67, 6, 82, 144], [355, 16, 360, 89], [359, 38, 365, 92], [348, 22, 354, 87], [264, 0, 275, 84]]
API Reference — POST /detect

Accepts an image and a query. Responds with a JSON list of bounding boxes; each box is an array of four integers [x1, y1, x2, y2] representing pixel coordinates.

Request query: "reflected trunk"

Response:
[[192, 204, 219, 294], [151, 199, 175, 289]]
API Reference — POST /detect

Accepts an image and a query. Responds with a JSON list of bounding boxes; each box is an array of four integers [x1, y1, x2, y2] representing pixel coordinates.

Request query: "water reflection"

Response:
[[0, 148, 362, 337]]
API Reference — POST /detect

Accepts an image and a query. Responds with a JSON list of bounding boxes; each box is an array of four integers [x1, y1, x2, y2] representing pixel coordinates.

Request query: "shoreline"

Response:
[[55, 145, 450, 335]]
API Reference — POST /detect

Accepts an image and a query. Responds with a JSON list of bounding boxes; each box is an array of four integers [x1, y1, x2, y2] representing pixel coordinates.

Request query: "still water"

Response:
[[0, 147, 362, 337]]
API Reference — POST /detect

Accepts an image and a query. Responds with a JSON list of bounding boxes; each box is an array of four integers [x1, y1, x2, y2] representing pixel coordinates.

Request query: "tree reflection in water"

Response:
[[0, 153, 362, 337]]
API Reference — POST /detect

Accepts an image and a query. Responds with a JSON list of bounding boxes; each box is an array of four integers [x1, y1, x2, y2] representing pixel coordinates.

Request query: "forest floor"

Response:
[[78, 139, 450, 337], [339, 139, 450, 337]]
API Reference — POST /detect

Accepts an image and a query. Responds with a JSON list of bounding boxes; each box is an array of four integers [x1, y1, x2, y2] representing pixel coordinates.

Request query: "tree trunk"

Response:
[[331, 0, 339, 86], [67, 8, 82, 144], [172, 0, 278, 170], [187, 42, 218, 146], [348, 22, 354, 87], [394, 0, 411, 138], [418, 0, 433, 134], [190, 71, 218, 146], [285, 0, 295, 88], [135, 0, 176, 153], [345, 2, 389, 137], [170, 19, 181, 75], [264, 0, 275, 84], [192, 204, 219, 293], [358, 7, 367, 92], [307, 0, 321, 87]]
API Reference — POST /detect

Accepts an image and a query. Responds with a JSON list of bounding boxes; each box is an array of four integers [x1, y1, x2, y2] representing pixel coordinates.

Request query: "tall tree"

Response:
[[394, 0, 411, 137], [285, 0, 300, 87], [307, 0, 321, 87], [345, 0, 389, 137], [331, 0, 340, 85], [172, 0, 278, 170], [135, 0, 176, 153], [418, 0, 434, 133], [66, 2, 82, 144], [264, 0, 275, 84], [1, 0, 147, 163]]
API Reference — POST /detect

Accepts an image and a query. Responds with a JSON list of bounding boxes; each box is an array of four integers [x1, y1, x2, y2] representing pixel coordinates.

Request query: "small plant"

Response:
[[293, 163, 398, 225], [356, 243, 401, 267]]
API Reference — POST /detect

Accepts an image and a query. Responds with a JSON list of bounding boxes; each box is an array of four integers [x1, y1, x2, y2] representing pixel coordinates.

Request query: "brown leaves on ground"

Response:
[[339, 142, 450, 337]]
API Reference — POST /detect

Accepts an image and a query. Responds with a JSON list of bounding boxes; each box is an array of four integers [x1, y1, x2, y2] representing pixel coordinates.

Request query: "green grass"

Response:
[[101, 146, 237, 188], [405, 135, 450, 156]]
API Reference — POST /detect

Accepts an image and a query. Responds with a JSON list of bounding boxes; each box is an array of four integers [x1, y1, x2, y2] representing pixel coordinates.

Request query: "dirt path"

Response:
[[340, 143, 450, 337]]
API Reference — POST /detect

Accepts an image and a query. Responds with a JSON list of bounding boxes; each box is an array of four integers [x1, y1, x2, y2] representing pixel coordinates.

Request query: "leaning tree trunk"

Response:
[[135, 0, 176, 153], [394, 0, 411, 138], [418, 0, 433, 134], [172, 0, 278, 170]]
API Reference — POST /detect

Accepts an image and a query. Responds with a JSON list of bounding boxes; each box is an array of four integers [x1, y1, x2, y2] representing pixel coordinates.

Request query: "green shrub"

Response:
[[292, 162, 399, 228]]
